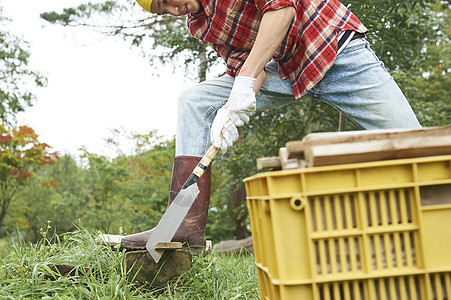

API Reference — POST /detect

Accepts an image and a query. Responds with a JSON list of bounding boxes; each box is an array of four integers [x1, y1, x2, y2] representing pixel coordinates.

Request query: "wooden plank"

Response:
[[279, 147, 300, 170], [98, 234, 122, 246], [305, 126, 451, 143], [305, 135, 451, 167], [256, 156, 282, 170], [154, 242, 182, 250], [286, 126, 451, 160], [286, 141, 307, 160]]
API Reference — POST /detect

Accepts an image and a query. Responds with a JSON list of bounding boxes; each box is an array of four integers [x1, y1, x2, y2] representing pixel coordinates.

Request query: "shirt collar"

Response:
[[198, 0, 212, 16]]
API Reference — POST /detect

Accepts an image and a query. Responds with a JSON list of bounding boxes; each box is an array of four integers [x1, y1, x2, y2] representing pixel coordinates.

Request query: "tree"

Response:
[[3, 130, 175, 242], [0, 125, 59, 229], [79, 130, 175, 234], [391, 0, 451, 126], [0, 7, 47, 124], [345, 0, 450, 126], [40, 0, 220, 82]]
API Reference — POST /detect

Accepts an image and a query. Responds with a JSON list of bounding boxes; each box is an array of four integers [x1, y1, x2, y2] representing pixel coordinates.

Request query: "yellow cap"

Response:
[[136, 0, 155, 14]]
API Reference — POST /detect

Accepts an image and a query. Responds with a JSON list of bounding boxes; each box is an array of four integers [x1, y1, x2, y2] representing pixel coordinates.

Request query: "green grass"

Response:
[[0, 226, 259, 299]]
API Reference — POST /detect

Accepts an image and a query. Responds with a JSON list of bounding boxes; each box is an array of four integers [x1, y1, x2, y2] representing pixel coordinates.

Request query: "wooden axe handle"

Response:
[[182, 145, 219, 189], [193, 145, 218, 177], [181, 119, 233, 189]]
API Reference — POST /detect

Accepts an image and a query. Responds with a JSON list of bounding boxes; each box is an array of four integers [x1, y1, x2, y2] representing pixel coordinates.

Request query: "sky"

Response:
[[2, 0, 195, 158]]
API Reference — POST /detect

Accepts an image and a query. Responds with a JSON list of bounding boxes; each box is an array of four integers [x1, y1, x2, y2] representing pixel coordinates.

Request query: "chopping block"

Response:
[[125, 242, 192, 286], [100, 234, 193, 286]]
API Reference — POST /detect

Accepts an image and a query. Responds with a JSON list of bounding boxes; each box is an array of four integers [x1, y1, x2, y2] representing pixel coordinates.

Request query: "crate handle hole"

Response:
[[290, 197, 306, 211]]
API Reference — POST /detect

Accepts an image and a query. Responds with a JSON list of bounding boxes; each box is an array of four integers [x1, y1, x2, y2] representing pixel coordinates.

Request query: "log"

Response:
[[213, 236, 254, 255], [125, 249, 192, 286], [97, 234, 193, 285], [44, 243, 191, 286]]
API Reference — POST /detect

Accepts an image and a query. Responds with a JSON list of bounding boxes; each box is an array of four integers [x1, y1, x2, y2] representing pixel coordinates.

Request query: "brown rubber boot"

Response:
[[120, 156, 211, 250]]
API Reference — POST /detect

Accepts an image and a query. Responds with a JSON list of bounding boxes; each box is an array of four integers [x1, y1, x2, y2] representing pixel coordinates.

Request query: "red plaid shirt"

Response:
[[188, 0, 367, 99]]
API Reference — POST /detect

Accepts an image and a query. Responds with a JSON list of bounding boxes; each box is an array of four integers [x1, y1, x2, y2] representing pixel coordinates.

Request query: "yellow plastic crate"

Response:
[[244, 155, 451, 300]]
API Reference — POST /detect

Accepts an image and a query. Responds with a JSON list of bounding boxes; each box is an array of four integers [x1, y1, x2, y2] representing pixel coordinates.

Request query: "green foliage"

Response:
[[344, 0, 428, 71], [78, 135, 176, 235], [173, 251, 258, 299], [2, 131, 175, 243], [0, 9, 47, 124], [0, 125, 59, 230], [391, 0, 451, 126], [0, 227, 258, 298], [343, 0, 450, 126], [4, 155, 88, 241], [40, 1, 121, 25], [1, 226, 134, 298]]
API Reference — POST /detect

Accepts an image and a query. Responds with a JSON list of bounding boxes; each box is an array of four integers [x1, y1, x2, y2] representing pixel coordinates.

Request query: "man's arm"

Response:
[[210, 6, 295, 153], [253, 70, 266, 94], [239, 6, 295, 81]]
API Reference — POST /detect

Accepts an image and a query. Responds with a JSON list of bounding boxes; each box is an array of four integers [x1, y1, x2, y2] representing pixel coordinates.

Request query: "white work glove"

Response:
[[227, 76, 257, 127], [210, 108, 239, 154], [210, 76, 256, 154]]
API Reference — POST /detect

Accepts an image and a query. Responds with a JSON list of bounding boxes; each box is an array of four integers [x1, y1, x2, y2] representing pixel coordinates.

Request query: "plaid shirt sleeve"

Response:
[[255, 0, 295, 14], [188, 0, 295, 77], [213, 45, 249, 77]]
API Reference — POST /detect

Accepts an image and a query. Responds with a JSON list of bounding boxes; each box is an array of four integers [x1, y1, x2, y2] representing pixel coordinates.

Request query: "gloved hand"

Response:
[[210, 108, 239, 154], [210, 76, 256, 154], [227, 76, 257, 127]]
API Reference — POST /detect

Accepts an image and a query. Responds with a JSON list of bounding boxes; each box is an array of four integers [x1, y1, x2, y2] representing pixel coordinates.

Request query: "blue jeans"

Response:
[[176, 37, 421, 156]]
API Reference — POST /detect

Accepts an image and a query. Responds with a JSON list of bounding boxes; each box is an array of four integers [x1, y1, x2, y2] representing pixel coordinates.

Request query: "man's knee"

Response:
[[178, 85, 199, 111]]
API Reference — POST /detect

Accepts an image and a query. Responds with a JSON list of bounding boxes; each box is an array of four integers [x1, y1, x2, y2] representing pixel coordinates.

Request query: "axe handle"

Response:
[[181, 119, 233, 189], [193, 145, 218, 177], [182, 145, 219, 189]]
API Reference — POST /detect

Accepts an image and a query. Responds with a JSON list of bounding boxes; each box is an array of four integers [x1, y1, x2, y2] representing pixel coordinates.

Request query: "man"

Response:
[[121, 0, 421, 250]]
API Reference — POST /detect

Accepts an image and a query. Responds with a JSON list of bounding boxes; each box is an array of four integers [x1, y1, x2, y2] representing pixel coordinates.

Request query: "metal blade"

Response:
[[146, 183, 200, 263]]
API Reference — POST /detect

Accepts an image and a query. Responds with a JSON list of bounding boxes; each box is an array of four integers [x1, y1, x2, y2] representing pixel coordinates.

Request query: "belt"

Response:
[[337, 31, 366, 53], [350, 32, 366, 41]]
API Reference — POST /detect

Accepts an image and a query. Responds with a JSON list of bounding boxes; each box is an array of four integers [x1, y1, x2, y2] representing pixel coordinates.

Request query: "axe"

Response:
[[146, 144, 219, 263]]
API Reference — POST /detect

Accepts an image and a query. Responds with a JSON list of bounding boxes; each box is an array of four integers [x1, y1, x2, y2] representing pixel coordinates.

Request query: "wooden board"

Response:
[[155, 242, 182, 250], [279, 147, 300, 170], [98, 234, 122, 247], [286, 126, 451, 159], [256, 156, 281, 170], [285, 126, 451, 167], [305, 135, 451, 167]]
